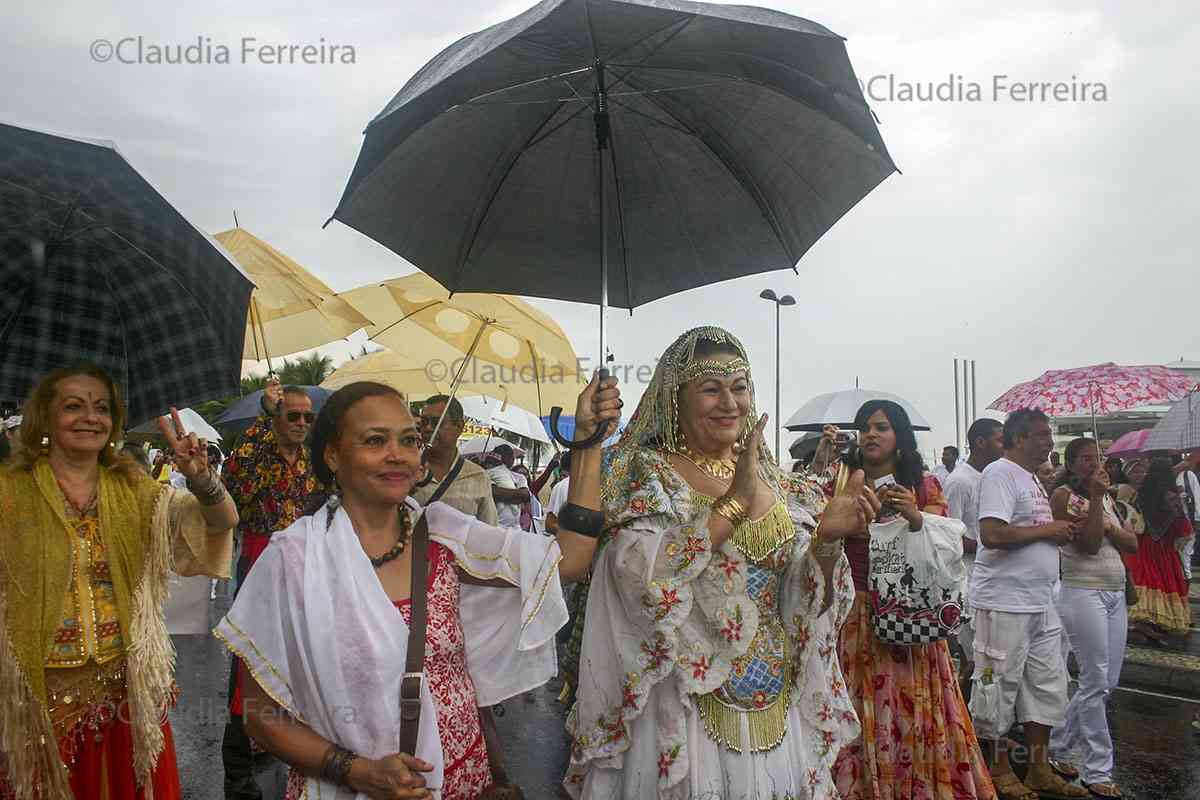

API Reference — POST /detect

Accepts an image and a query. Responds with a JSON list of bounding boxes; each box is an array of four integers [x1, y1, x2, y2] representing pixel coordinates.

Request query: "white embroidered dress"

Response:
[[564, 448, 858, 800]]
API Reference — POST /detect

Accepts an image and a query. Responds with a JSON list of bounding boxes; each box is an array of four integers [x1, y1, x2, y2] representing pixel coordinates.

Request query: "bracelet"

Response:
[[186, 468, 227, 506], [711, 495, 748, 528], [811, 531, 844, 558], [558, 503, 605, 538], [319, 743, 358, 787]]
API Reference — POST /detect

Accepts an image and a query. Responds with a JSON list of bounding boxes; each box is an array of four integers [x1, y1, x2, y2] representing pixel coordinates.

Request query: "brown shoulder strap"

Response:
[[399, 510, 430, 756]]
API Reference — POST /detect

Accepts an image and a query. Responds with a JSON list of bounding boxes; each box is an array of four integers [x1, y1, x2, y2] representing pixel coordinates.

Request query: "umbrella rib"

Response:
[[604, 14, 697, 67], [366, 299, 446, 343], [605, 134, 634, 312], [608, 97, 695, 136], [458, 66, 593, 105], [449, 102, 570, 288], [524, 103, 591, 150], [610, 70, 795, 264]]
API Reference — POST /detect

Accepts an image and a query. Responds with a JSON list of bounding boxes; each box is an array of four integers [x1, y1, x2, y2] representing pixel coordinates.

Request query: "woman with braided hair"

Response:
[[565, 326, 880, 800]]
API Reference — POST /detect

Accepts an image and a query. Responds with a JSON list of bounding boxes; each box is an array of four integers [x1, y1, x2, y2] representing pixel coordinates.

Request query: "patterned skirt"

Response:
[[833, 592, 995, 800], [1125, 530, 1192, 635], [1, 701, 181, 800]]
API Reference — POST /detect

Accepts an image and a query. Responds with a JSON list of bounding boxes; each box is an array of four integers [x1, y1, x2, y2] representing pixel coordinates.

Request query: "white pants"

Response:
[[1181, 534, 1195, 581], [1050, 586, 1127, 785], [970, 607, 1068, 739]]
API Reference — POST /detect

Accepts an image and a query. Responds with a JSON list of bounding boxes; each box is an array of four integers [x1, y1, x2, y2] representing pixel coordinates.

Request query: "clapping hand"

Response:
[[156, 407, 209, 481], [818, 470, 883, 541]]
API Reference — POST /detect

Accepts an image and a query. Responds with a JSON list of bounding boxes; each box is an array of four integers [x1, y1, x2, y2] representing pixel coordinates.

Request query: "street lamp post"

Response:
[[759, 289, 796, 461]]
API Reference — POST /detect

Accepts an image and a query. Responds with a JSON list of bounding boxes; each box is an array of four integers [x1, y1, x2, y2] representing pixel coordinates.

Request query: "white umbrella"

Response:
[[128, 407, 222, 442], [459, 395, 551, 445], [459, 437, 525, 457], [1144, 391, 1200, 452], [785, 388, 932, 432]]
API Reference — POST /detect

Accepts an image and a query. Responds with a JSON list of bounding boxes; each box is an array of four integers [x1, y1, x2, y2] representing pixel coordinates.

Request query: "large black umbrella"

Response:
[[330, 0, 894, 442], [0, 123, 253, 424]]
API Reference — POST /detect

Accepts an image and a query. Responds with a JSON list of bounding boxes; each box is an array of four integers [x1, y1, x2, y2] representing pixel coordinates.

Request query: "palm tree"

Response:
[[279, 353, 334, 386]]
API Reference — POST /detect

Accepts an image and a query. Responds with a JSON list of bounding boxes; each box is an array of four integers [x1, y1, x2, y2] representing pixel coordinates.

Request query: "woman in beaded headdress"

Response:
[[563, 326, 880, 800]]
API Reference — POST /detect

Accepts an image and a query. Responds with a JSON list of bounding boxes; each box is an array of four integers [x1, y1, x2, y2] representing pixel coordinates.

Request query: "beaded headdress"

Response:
[[611, 326, 775, 468]]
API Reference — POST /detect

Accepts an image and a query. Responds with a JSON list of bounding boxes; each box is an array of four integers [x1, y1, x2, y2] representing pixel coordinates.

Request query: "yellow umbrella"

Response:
[[319, 348, 585, 415], [341, 274, 584, 436], [215, 227, 371, 371]]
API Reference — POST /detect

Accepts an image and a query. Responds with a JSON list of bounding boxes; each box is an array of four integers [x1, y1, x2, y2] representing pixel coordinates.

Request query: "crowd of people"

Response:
[[1, 333, 1197, 800]]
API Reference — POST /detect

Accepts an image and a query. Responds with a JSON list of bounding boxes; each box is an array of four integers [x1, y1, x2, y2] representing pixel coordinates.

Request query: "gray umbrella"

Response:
[[330, 0, 895, 374], [0, 123, 253, 424], [785, 388, 932, 432], [1144, 392, 1200, 453]]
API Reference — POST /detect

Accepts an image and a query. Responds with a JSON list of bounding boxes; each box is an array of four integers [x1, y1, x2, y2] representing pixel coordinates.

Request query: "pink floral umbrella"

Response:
[[989, 363, 1193, 441], [1105, 428, 1155, 458]]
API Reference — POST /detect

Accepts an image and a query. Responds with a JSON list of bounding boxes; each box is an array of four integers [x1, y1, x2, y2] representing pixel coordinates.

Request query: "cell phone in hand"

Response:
[[874, 474, 898, 516]]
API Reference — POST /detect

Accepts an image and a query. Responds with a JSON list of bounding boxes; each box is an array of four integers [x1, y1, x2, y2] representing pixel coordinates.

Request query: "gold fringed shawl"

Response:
[[0, 459, 226, 799]]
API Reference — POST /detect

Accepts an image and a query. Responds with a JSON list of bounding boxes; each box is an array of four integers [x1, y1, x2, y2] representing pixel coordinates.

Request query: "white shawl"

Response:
[[214, 497, 567, 799]]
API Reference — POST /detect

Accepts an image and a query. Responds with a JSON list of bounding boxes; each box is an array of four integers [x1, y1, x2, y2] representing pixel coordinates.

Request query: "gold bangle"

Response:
[[811, 531, 843, 558], [711, 495, 748, 527]]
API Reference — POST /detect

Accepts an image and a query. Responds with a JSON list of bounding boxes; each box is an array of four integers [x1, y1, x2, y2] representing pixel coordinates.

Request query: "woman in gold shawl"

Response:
[[0, 363, 237, 800]]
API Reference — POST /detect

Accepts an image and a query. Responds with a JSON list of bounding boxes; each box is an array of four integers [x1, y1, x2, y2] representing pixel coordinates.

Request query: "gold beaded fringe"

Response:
[[694, 494, 795, 562], [695, 679, 793, 754]]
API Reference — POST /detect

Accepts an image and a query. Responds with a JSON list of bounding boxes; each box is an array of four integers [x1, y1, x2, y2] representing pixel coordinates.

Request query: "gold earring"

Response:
[[40, 434, 50, 453]]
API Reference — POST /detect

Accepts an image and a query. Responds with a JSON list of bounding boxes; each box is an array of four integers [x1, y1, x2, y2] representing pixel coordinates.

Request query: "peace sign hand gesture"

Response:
[[156, 407, 209, 481]]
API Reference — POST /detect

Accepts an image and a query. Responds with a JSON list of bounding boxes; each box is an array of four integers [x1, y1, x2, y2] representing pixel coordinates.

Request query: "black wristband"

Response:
[[558, 503, 605, 538]]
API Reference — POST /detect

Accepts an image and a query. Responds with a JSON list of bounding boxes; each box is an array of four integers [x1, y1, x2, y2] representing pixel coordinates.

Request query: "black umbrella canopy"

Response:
[[0, 123, 254, 424], [331, 0, 895, 309]]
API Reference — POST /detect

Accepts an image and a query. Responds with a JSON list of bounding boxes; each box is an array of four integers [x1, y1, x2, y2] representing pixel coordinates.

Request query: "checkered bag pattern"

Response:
[[872, 604, 960, 646], [867, 515, 969, 647], [0, 123, 252, 424]]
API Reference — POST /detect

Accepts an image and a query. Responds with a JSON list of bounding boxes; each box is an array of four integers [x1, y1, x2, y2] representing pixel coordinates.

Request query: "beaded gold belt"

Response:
[[695, 618, 792, 753]]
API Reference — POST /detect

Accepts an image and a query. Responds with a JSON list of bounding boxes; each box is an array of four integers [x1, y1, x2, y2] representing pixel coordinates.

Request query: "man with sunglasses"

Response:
[[220, 377, 321, 800]]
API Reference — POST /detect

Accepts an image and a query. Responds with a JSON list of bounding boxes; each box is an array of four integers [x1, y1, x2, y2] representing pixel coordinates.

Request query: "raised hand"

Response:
[[574, 372, 621, 443], [262, 375, 283, 416], [1087, 466, 1111, 499], [156, 407, 209, 480], [818, 470, 882, 541], [728, 413, 769, 506]]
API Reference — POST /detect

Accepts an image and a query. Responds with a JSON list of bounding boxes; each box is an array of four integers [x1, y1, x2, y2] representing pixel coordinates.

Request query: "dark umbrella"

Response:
[[214, 386, 333, 426], [0, 123, 253, 424], [330, 0, 894, 443]]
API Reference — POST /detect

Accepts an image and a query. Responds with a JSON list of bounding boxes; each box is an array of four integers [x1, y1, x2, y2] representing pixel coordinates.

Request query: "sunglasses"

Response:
[[286, 411, 316, 424]]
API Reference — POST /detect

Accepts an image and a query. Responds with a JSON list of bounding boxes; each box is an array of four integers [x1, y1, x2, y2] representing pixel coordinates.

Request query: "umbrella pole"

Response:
[[427, 323, 490, 447], [251, 297, 275, 376]]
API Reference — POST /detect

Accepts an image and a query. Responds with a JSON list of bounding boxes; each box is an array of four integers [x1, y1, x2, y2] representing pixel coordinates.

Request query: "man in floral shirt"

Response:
[[220, 378, 320, 800]]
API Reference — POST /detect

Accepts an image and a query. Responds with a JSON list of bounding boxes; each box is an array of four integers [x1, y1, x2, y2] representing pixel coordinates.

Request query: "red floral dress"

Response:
[[285, 542, 492, 800]]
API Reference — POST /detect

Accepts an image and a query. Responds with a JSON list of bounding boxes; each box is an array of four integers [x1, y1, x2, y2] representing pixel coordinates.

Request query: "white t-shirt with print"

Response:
[[970, 457, 1060, 613]]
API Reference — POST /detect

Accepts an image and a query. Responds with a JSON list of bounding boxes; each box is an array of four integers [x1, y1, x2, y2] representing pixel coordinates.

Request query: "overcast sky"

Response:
[[4, 0, 1196, 460]]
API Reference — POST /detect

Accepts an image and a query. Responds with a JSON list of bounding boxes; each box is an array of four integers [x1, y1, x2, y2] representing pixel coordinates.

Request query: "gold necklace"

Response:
[[679, 446, 737, 481]]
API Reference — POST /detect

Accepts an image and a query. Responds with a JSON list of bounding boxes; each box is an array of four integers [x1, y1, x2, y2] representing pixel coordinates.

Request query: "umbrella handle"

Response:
[[548, 406, 609, 450], [548, 368, 612, 449]]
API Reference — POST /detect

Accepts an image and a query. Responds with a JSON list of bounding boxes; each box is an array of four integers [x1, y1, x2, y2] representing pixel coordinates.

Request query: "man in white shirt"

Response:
[[932, 445, 959, 487], [944, 418, 1005, 686], [545, 450, 572, 534], [487, 443, 531, 529], [970, 409, 1088, 800], [1175, 452, 1200, 579]]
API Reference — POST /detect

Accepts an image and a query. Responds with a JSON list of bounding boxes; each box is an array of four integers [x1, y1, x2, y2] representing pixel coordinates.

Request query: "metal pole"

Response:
[[774, 300, 781, 459], [971, 360, 977, 421], [963, 360, 971, 451], [954, 359, 961, 452]]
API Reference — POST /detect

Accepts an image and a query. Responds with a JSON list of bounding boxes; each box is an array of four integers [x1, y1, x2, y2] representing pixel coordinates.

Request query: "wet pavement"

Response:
[[171, 595, 1200, 800]]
